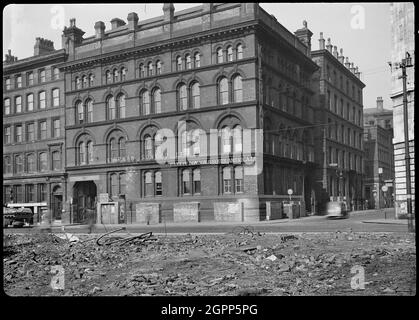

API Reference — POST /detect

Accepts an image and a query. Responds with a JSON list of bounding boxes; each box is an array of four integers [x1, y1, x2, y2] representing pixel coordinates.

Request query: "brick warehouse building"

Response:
[[59, 3, 319, 224], [3, 41, 66, 224], [4, 3, 322, 225], [311, 33, 365, 212]]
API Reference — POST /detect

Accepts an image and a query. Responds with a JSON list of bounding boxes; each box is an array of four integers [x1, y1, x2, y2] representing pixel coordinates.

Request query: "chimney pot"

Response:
[[376, 96, 384, 110], [319, 32, 325, 50], [127, 12, 139, 30], [94, 21, 106, 39]]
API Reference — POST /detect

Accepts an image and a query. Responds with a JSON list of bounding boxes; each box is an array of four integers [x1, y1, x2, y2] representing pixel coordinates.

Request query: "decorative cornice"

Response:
[[60, 22, 257, 72]]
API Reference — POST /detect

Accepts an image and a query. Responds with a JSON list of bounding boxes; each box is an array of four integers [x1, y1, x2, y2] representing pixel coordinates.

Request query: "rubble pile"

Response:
[[3, 231, 416, 296]]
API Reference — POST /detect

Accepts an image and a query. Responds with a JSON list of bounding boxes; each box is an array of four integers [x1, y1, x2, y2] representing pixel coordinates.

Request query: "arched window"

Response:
[[156, 60, 162, 75], [86, 141, 93, 164], [177, 56, 183, 71], [107, 95, 116, 120], [75, 76, 81, 89], [191, 82, 200, 109], [106, 70, 111, 84], [178, 84, 188, 110], [148, 62, 154, 76], [153, 88, 161, 114], [89, 74, 94, 86], [81, 75, 87, 88], [141, 90, 150, 115], [233, 125, 242, 153], [144, 135, 153, 159], [76, 101, 84, 124], [194, 53, 200, 68], [39, 152, 47, 172], [155, 171, 162, 196], [39, 92, 46, 109], [117, 94, 126, 118], [221, 126, 232, 154], [186, 54, 192, 69], [119, 137, 126, 158], [217, 48, 223, 63], [27, 94, 34, 111], [190, 129, 201, 156], [237, 44, 243, 60], [86, 99, 93, 123], [219, 77, 229, 105], [79, 141, 86, 164], [109, 138, 117, 160], [113, 69, 119, 82], [233, 75, 243, 103], [227, 45, 233, 62], [121, 67, 126, 81], [139, 64, 145, 78]]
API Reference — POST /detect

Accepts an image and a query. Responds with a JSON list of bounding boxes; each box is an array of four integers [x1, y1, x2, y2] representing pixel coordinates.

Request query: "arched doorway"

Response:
[[52, 185, 63, 220], [73, 181, 97, 223]]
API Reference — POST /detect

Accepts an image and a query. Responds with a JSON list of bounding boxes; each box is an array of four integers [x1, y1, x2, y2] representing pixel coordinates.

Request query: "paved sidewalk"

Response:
[[362, 219, 409, 225]]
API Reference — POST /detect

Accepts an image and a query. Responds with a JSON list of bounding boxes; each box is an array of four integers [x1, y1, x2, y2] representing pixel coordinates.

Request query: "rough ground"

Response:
[[3, 228, 416, 296]]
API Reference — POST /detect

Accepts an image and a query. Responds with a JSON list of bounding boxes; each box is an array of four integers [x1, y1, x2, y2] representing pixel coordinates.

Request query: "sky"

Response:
[[3, 3, 393, 110]]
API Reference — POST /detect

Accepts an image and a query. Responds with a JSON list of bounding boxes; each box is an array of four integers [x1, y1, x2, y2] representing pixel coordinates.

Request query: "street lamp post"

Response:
[[398, 52, 414, 232]]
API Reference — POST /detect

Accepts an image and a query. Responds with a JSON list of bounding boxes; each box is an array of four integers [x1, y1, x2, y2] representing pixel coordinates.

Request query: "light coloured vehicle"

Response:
[[326, 201, 349, 219]]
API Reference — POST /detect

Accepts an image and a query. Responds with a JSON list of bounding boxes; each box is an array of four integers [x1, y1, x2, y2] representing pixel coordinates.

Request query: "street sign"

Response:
[[287, 189, 293, 195], [381, 185, 388, 192]]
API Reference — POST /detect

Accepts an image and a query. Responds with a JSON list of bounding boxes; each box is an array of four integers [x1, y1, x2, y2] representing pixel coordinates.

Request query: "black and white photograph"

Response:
[[2, 2, 415, 304]]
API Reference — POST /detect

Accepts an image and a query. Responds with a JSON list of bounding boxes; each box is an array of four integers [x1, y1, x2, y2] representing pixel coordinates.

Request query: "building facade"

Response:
[[56, 3, 318, 224], [311, 33, 365, 212], [389, 2, 415, 218], [3, 40, 66, 224], [363, 96, 395, 209]]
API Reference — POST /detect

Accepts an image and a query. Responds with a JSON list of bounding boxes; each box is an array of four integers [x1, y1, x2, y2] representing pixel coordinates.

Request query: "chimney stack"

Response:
[[333, 46, 338, 58], [344, 57, 351, 68], [4, 49, 18, 63], [127, 12, 139, 30], [319, 32, 325, 50], [294, 20, 313, 55], [111, 18, 126, 30], [338, 48, 344, 64], [163, 3, 175, 22], [376, 96, 383, 110], [94, 21, 106, 39], [34, 37, 55, 56], [326, 38, 332, 52]]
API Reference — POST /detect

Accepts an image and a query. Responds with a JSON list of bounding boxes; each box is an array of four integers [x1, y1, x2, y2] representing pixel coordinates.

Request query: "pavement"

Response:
[[5, 208, 413, 234]]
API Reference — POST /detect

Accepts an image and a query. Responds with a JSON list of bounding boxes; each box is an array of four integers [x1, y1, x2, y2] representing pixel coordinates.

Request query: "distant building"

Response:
[[363, 97, 395, 209], [3, 40, 66, 224], [389, 2, 415, 218], [311, 33, 365, 212], [364, 96, 393, 130]]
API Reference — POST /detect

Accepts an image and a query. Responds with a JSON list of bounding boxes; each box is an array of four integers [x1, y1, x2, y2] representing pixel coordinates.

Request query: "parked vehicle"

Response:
[[3, 206, 33, 228], [326, 201, 349, 219]]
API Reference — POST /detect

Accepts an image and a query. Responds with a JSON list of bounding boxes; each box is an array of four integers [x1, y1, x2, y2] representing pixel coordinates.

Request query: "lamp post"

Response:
[[398, 52, 414, 232]]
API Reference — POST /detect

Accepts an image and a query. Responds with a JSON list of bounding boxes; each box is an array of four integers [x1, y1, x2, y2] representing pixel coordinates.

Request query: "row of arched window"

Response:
[[74, 124, 244, 166], [73, 44, 244, 89], [73, 75, 243, 124]]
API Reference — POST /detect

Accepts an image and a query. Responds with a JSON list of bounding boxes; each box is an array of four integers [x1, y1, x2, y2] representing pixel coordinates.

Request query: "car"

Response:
[[3, 207, 33, 228], [326, 201, 349, 219]]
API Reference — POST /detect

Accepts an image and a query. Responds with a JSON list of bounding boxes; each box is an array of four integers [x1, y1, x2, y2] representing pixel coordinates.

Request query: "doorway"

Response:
[[52, 186, 63, 220], [73, 181, 97, 223]]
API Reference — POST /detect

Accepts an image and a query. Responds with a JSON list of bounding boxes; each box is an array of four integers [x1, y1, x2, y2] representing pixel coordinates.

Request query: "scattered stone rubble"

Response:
[[3, 230, 416, 296]]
